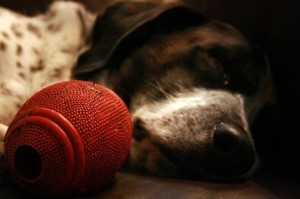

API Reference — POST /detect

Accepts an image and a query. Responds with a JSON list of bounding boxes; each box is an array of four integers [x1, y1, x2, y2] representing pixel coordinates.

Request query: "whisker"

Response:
[[145, 79, 174, 100]]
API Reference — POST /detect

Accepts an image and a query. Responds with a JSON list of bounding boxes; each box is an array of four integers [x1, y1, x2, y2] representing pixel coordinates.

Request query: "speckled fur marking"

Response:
[[0, 1, 95, 162]]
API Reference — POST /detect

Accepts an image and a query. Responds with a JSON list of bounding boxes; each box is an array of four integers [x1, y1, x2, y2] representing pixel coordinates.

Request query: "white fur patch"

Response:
[[133, 88, 248, 136], [0, 2, 96, 162], [0, 2, 95, 125]]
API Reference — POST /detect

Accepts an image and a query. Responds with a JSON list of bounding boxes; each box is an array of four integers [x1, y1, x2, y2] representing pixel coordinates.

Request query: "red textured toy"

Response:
[[4, 80, 132, 196]]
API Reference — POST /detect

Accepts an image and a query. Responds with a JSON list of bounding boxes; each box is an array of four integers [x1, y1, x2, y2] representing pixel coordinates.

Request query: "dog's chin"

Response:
[[128, 145, 259, 182], [176, 156, 260, 183]]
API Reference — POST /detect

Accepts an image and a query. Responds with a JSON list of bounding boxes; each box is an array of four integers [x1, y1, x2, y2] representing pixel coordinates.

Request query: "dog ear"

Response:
[[73, 1, 207, 80]]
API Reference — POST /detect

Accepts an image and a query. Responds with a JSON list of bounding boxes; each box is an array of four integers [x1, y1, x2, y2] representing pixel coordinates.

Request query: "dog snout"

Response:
[[129, 90, 258, 179], [210, 122, 256, 177]]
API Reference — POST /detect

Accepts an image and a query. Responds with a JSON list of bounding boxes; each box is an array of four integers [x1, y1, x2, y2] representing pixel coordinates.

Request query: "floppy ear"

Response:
[[73, 1, 207, 80]]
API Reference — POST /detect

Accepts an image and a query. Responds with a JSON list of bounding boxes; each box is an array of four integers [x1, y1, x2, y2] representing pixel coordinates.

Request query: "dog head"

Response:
[[73, 1, 273, 181]]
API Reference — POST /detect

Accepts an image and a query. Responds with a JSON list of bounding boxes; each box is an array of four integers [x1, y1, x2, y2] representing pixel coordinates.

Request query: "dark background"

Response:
[[1, 0, 299, 181]]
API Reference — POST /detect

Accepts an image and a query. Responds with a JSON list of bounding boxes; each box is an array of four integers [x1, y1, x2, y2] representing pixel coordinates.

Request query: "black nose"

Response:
[[211, 122, 256, 177]]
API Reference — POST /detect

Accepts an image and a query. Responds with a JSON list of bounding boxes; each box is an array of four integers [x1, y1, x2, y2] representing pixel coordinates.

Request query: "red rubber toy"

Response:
[[4, 80, 132, 196]]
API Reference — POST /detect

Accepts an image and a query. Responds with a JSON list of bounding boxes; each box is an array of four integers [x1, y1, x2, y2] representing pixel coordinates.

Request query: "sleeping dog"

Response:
[[74, 1, 274, 180], [0, 1, 273, 182]]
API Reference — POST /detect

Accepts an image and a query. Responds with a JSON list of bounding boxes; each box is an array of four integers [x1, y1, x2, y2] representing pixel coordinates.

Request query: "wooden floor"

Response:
[[1, 170, 300, 199]]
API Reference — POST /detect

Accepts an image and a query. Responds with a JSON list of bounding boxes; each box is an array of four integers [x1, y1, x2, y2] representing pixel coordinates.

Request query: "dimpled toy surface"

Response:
[[4, 80, 132, 196]]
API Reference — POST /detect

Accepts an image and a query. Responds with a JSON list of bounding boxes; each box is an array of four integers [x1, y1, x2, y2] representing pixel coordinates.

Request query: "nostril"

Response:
[[133, 119, 148, 141], [213, 122, 243, 153], [210, 122, 256, 177], [213, 130, 237, 153]]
